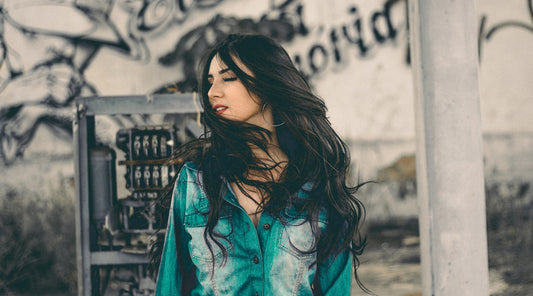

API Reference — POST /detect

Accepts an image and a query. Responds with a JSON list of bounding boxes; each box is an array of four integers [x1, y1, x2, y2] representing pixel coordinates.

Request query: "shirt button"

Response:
[[263, 223, 271, 230], [253, 256, 259, 264]]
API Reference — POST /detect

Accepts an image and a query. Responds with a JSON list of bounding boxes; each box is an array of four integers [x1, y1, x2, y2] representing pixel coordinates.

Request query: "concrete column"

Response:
[[408, 0, 489, 295]]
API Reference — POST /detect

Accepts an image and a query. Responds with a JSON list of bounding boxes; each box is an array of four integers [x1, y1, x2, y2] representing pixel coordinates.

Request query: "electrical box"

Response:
[[73, 94, 202, 296]]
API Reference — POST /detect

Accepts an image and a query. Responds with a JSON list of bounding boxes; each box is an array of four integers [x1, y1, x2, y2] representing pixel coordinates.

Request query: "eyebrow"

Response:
[[207, 68, 232, 78]]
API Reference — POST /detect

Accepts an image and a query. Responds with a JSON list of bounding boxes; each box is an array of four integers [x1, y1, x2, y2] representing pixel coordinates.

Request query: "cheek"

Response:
[[243, 97, 262, 114], [241, 90, 262, 109]]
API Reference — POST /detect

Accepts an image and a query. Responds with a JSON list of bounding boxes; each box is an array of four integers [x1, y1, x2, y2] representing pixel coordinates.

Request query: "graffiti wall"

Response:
[[0, 0, 532, 212]]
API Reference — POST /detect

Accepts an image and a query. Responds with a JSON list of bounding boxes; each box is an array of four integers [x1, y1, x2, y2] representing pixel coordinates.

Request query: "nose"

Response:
[[207, 80, 222, 101]]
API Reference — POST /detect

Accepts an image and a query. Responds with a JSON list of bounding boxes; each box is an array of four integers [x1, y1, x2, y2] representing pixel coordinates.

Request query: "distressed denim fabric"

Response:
[[156, 162, 352, 296]]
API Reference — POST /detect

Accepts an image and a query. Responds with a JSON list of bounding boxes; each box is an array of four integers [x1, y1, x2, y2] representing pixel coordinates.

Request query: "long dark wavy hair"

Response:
[[152, 34, 368, 293]]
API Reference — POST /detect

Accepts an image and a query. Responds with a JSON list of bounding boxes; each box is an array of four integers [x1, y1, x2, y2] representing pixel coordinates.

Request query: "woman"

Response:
[[155, 34, 367, 295]]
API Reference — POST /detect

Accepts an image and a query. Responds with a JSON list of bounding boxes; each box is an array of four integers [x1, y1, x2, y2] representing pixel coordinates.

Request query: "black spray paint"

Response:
[[478, 0, 533, 60], [288, 0, 404, 79]]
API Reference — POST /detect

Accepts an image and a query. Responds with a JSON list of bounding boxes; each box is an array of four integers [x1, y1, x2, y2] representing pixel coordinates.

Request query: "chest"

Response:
[[229, 182, 264, 227], [182, 204, 325, 296]]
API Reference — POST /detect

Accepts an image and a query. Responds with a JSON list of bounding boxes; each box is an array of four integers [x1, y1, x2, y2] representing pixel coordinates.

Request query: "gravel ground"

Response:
[[349, 218, 530, 296], [351, 242, 510, 296]]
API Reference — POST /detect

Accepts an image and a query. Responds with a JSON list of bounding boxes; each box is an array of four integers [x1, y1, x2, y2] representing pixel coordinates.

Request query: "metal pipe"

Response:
[[408, 0, 489, 295]]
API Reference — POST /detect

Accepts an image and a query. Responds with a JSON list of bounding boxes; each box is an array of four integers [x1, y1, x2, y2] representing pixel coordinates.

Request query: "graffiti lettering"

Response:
[[478, 0, 533, 59], [308, 45, 328, 73], [293, 0, 405, 79], [371, 1, 398, 43], [343, 7, 371, 56], [156, 3, 308, 92]]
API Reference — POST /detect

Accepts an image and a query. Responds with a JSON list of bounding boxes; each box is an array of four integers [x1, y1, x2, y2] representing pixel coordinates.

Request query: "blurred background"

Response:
[[0, 0, 531, 295]]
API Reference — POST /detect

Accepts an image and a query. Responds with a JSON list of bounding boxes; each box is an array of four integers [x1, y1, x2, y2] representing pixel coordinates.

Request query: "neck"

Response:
[[246, 130, 288, 182], [250, 128, 285, 159]]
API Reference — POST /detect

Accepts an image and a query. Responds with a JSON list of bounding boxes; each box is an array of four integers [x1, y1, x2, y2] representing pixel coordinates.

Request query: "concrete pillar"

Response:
[[408, 0, 490, 295]]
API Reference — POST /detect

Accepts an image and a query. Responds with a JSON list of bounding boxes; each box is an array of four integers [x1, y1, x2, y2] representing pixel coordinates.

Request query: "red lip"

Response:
[[212, 104, 228, 115]]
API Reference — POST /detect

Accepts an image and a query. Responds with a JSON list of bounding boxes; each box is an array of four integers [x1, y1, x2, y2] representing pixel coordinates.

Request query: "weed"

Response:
[[0, 179, 77, 294]]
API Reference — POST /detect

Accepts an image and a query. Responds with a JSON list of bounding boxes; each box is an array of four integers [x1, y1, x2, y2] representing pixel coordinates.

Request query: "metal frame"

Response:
[[73, 93, 201, 296]]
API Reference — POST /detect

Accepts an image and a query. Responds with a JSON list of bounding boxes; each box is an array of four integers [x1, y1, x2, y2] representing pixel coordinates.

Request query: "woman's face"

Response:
[[207, 55, 271, 127]]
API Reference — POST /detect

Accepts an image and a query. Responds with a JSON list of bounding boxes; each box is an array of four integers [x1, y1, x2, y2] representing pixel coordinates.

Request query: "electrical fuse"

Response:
[[133, 136, 141, 158], [152, 166, 160, 188], [142, 135, 150, 158], [134, 166, 142, 188], [152, 135, 159, 158], [143, 166, 151, 188]]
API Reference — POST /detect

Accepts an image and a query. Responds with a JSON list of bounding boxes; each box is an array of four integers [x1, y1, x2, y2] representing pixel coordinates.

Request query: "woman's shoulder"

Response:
[[177, 161, 200, 177], [173, 161, 207, 210], [174, 161, 204, 191], [181, 161, 199, 172]]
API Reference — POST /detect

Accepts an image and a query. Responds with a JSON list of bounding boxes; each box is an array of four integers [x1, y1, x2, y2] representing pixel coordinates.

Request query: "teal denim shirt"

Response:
[[156, 162, 352, 296]]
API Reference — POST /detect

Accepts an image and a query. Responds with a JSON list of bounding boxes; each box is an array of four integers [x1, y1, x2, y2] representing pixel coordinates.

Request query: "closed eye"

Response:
[[223, 77, 237, 82]]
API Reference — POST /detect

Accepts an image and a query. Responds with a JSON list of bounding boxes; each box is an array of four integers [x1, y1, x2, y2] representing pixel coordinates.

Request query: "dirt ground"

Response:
[[351, 241, 510, 296], [350, 218, 532, 296]]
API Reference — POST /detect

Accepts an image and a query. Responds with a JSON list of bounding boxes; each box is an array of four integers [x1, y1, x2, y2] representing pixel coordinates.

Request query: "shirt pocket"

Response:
[[183, 200, 234, 264], [277, 210, 326, 260]]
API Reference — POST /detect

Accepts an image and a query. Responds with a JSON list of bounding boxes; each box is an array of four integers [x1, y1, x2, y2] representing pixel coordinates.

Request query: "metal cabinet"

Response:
[[73, 94, 202, 296]]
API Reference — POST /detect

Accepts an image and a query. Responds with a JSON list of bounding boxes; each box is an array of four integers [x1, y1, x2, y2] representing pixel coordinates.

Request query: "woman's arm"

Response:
[[155, 166, 195, 295], [317, 249, 353, 295], [155, 197, 182, 295]]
